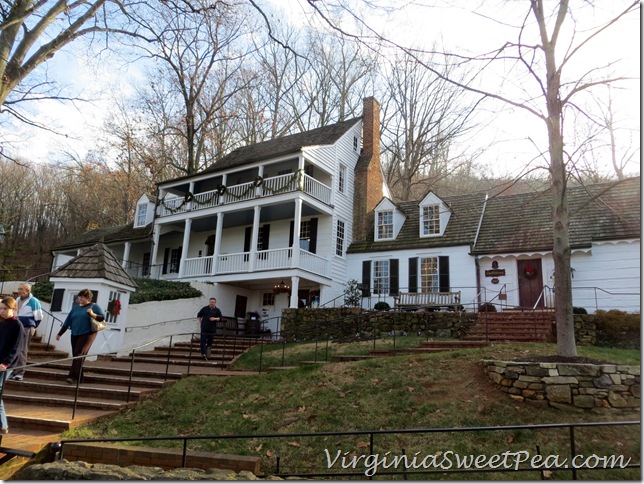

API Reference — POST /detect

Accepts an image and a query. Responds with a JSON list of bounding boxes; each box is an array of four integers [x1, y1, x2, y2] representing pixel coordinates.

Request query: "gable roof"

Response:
[[50, 243, 137, 288], [348, 191, 487, 253], [53, 223, 152, 252], [170, 117, 362, 182], [348, 177, 640, 255], [472, 177, 640, 254]]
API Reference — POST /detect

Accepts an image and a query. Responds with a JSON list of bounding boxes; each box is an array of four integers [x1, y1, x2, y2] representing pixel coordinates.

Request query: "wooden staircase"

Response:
[[463, 310, 556, 342]]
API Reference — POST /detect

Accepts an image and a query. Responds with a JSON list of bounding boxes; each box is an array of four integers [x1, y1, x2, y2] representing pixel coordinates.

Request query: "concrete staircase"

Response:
[[463, 310, 556, 342]]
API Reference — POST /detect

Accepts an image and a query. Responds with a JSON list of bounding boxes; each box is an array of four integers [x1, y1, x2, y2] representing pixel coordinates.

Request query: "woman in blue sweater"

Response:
[[55, 289, 105, 384], [0, 297, 24, 433]]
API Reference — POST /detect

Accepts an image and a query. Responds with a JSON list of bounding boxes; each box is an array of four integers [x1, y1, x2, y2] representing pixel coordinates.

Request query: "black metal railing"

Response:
[[55, 420, 640, 479]]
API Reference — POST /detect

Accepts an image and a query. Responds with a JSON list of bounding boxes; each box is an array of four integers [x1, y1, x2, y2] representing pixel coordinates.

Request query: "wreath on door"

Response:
[[524, 264, 537, 279]]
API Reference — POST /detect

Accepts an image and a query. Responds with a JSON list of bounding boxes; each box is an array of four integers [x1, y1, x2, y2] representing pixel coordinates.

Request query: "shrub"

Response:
[[478, 302, 497, 312], [573, 306, 588, 314], [343, 279, 362, 308], [374, 301, 390, 311], [32, 281, 54, 303], [130, 279, 202, 304], [593, 309, 640, 349]]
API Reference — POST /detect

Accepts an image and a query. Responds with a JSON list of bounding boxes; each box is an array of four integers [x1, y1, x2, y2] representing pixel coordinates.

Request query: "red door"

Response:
[[517, 259, 543, 308]]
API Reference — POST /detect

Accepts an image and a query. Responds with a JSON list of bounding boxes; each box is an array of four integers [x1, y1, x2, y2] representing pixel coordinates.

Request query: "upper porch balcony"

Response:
[[158, 172, 332, 218]]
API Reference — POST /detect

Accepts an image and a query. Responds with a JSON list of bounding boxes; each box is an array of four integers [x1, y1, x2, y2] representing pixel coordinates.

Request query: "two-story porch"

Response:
[[143, 155, 338, 309]]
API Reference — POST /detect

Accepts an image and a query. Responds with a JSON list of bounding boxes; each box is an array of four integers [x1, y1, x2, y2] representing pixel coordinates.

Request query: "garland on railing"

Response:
[[159, 170, 304, 213]]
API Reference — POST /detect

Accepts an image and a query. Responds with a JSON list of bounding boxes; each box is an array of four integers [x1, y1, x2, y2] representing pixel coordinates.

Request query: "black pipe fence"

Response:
[[56, 420, 640, 480]]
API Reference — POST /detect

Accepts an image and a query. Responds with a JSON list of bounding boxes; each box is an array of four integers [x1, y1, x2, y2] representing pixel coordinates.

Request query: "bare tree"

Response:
[[0, 0, 136, 143], [380, 51, 482, 201], [296, 0, 638, 357]]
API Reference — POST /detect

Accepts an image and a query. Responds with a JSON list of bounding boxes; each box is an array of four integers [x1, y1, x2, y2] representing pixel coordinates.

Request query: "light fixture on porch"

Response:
[[273, 279, 290, 295]]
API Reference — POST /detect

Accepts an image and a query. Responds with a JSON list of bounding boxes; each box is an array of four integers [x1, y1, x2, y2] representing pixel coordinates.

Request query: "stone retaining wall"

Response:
[[280, 308, 476, 340], [483, 360, 640, 412]]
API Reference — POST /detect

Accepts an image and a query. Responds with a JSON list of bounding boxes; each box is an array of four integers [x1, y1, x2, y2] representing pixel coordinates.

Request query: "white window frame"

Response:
[[335, 220, 345, 257], [338, 165, 347, 193], [420, 257, 439, 292], [376, 211, 394, 240], [421, 204, 441, 236], [299, 220, 311, 251], [373, 260, 390, 295], [135, 203, 148, 228]]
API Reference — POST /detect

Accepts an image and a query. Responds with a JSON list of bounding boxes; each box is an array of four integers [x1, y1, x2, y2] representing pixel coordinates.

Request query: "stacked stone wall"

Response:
[[280, 308, 476, 340], [484, 360, 640, 412]]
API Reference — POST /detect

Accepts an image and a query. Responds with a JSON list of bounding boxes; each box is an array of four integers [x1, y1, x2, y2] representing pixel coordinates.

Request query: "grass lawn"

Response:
[[63, 342, 640, 479]]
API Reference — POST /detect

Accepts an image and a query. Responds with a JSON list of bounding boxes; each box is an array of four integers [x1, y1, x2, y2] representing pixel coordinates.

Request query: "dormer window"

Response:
[[377, 211, 393, 239], [135, 203, 148, 228], [421, 205, 440, 236]]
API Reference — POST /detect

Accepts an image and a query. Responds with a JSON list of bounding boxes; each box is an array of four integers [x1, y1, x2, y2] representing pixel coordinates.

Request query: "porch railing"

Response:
[[181, 247, 327, 278], [158, 173, 332, 218]]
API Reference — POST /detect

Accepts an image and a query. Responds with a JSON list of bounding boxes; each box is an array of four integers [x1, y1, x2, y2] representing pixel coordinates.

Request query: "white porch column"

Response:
[[178, 218, 192, 278], [212, 213, 224, 275], [151, 225, 161, 278], [289, 276, 300, 308], [249, 206, 261, 271], [291, 199, 302, 268], [188, 181, 195, 210], [122, 242, 131, 269]]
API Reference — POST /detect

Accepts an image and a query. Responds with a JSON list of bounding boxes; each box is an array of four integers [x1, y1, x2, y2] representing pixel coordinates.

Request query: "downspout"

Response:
[[472, 193, 489, 306]]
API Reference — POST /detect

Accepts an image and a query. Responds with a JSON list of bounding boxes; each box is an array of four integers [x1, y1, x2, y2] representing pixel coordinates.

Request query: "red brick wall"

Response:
[[353, 97, 384, 242], [61, 442, 260, 474]]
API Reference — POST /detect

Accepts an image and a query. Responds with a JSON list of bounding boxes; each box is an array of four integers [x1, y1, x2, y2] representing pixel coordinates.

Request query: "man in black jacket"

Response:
[[197, 298, 222, 360]]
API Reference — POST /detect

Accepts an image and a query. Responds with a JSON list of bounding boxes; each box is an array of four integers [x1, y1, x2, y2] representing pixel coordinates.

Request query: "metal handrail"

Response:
[[56, 420, 640, 479]]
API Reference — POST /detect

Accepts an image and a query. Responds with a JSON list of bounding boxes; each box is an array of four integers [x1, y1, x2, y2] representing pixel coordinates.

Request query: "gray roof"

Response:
[[160, 117, 361, 185], [348, 177, 640, 255], [472, 177, 641, 254], [53, 224, 152, 252], [348, 191, 488, 252], [50, 243, 138, 288]]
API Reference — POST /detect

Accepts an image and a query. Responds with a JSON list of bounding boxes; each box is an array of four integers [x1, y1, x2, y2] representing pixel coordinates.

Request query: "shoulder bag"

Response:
[[89, 305, 106, 332]]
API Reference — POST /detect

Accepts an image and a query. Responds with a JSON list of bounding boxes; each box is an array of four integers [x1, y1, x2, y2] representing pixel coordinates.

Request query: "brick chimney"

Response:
[[353, 97, 384, 242]]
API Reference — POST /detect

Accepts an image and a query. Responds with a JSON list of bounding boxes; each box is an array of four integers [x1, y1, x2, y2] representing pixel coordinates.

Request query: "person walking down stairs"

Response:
[[197, 298, 222, 360], [0, 297, 25, 434], [55, 289, 105, 384], [11, 282, 43, 382]]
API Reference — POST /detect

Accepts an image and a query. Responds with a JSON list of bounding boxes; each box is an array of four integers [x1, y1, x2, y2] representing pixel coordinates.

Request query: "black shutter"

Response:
[[91, 291, 98, 303], [244, 227, 252, 262], [361, 261, 371, 297], [51, 289, 65, 312], [261, 224, 270, 250], [439, 256, 450, 292], [408, 257, 418, 293], [309, 218, 318, 254], [389, 259, 399, 296], [289, 221, 295, 247], [162, 248, 170, 274]]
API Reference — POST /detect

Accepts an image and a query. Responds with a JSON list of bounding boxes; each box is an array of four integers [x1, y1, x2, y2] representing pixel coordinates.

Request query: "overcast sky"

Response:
[[2, 0, 640, 178]]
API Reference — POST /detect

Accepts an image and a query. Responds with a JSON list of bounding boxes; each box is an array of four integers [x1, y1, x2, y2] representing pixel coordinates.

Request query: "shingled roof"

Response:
[[348, 177, 640, 255], [159, 117, 362, 185], [347, 191, 488, 252], [472, 177, 640, 255], [50, 243, 137, 288], [53, 223, 152, 251]]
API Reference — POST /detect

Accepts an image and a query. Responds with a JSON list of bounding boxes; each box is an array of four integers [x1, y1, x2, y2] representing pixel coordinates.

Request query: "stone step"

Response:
[[17, 367, 172, 389], [41, 361, 183, 381], [419, 340, 490, 349], [5, 379, 156, 402], [331, 355, 379, 362], [4, 389, 139, 411], [109, 355, 230, 368], [5, 402, 116, 432]]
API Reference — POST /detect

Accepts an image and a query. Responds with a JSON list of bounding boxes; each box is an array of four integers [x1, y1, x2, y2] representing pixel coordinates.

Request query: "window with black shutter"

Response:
[[51, 289, 65, 312], [408, 257, 418, 293]]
